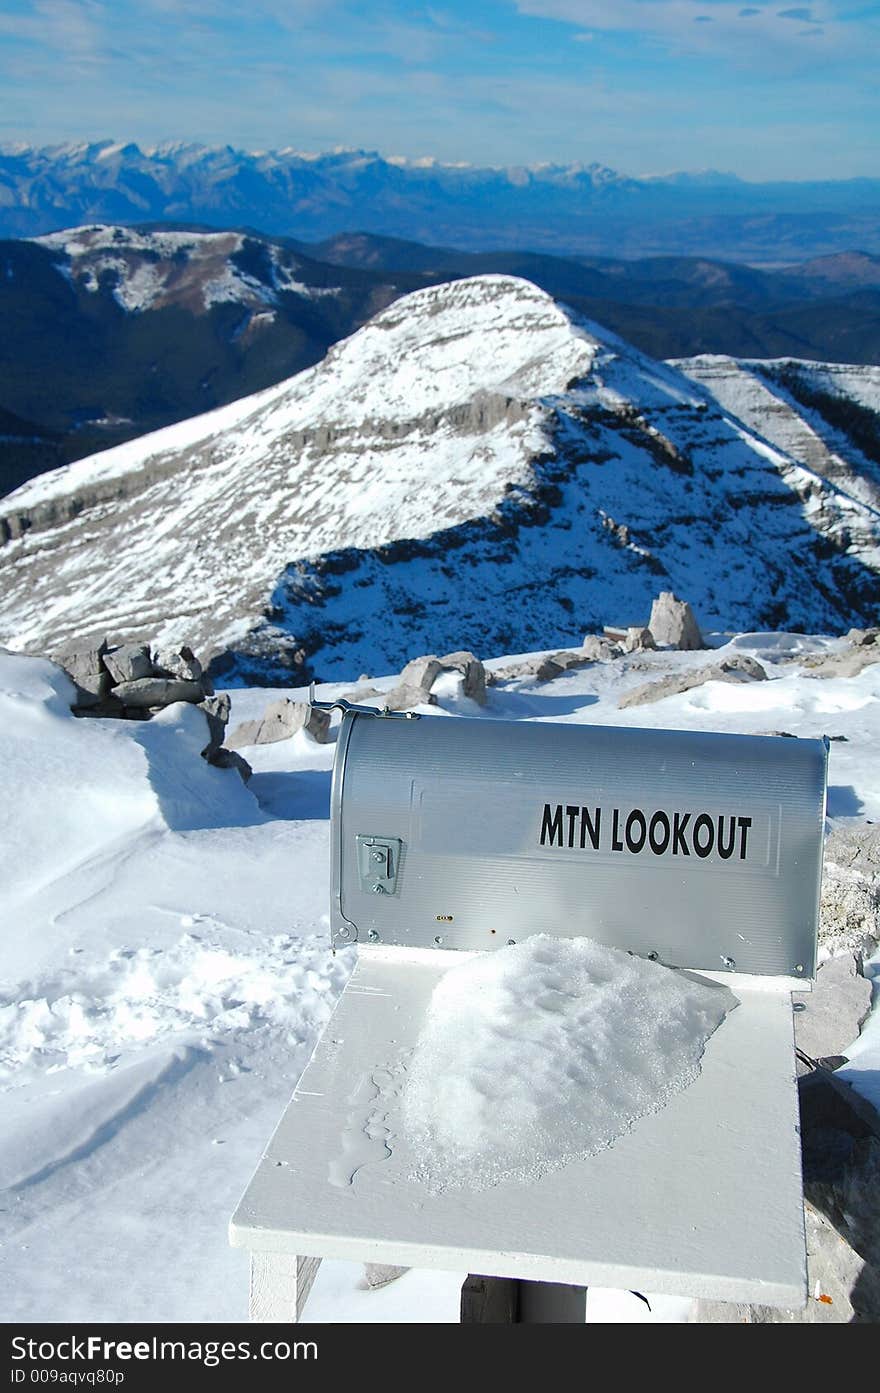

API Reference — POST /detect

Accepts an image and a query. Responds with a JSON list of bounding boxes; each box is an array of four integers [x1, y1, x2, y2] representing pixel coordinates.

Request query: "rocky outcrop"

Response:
[[346, 650, 489, 711], [582, 635, 623, 661], [801, 629, 880, 680], [494, 636, 621, 685], [793, 955, 874, 1069], [619, 654, 767, 708], [648, 591, 705, 650], [622, 626, 656, 654], [57, 639, 214, 715], [51, 636, 249, 779], [848, 627, 880, 646], [820, 823, 880, 956], [437, 651, 487, 705], [226, 699, 331, 748], [398, 656, 443, 692]]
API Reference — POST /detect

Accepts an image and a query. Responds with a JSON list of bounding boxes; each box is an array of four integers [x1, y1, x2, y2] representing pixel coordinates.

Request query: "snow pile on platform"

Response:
[[403, 934, 737, 1191]]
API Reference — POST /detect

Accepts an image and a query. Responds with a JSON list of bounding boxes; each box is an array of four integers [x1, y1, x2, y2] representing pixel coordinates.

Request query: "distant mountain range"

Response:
[[2, 275, 878, 681], [2, 222, 880, 500], [2, 141, 879, 261]]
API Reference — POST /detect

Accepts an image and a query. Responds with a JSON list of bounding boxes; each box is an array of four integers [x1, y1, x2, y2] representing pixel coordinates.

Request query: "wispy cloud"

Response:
[[514, 0, 870, 66]]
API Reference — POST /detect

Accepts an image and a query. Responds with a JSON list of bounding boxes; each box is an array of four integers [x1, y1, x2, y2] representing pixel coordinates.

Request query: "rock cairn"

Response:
[[54, 637, 249, 780]]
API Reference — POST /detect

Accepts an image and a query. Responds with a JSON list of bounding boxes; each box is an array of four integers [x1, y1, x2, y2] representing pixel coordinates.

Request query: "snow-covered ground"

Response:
[[1, 632, 878, 1323]]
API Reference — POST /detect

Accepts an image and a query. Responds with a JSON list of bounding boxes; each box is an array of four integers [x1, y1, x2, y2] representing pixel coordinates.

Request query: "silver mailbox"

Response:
[[329, 710, 828, 980]]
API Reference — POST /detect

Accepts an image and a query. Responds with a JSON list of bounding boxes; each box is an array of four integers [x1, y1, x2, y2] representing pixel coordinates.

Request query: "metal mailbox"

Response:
[[328, 708, 828, 980]]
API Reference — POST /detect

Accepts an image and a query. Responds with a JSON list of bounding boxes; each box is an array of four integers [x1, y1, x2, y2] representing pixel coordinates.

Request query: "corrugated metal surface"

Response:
[[331, 712, 827, 979]]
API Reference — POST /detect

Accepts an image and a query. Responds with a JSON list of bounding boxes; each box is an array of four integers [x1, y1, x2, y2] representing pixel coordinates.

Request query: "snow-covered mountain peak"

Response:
[[302, 275, 598, 420], [1, 275, 879, 677], [32, 223, 341, 316], [0, 275, 697, 516], [311, 274, 705, 425]]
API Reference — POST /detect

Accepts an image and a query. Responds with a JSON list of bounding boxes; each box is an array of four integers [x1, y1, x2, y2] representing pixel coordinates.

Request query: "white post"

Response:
[[248, 1253, 321, 1322]]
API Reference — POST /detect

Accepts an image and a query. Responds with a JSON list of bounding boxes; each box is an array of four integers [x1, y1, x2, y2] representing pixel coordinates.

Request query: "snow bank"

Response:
[[403, 934, 737, 1191], [0, 651, 155, 910], [0, 651, 260, 914]]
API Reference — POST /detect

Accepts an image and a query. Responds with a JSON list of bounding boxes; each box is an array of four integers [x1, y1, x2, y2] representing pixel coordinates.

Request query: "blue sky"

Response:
[[0, 0, 877, 179]]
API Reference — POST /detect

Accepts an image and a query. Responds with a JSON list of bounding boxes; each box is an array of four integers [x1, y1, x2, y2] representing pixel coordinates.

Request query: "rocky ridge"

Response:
[[2, 276, 880, 683]]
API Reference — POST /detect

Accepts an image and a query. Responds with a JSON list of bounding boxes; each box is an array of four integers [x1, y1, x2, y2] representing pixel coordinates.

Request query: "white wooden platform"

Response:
[[230, 946, 807, 1315]]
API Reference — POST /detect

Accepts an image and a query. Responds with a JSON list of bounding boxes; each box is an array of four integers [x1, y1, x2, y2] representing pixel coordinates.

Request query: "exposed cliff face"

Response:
[[675, 356, 880, 513], [1, 275, 879, 682]]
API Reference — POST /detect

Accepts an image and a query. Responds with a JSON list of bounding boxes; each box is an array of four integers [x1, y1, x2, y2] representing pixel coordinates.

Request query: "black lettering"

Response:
[[738, 816, 753, 861], [611, 808, 623, 851], [566, 805, 579, 848], [717, 815, 736, 860], [648, 810, 670, 855], [540, 803, 563, 847], [693, 813, 714, 858], [625, 809, 647, 854], [580, 806, 601, 850], [672, 811, 691, 855]]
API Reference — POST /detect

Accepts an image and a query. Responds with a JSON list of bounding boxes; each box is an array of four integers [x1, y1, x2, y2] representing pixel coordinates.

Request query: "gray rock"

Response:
[[721, 654, 767, 681], [394, 651, 486, 703], [55, 638, 110, 708], [69, 670, 111, 707], [820, 823, 880, 956], [55, 638, 108, 684], [376, 683, 438, 712], [494, 647, 602, 684], [802, 646, 880, 680], [847, 627, 879, 647], [398, 655, 443, 693], [581, 635, 622, 662], [622, 626, 656, 654], [211, 747, 253, 783], [437, 650, 487, 704], [534, 656, 564, 683], [362, 1264, 409, 1290], [793, 955, 873, 1066], [534, 650, 595, 682], [70, 695, 125, 719], [198, 693, 231, 760], [114, 677, 206, 708], [225, 719, 267, 749], [337, 684, 384, 704], [103, 643, 153, 685], [226, 698, 331, 748], [334, 683, 436, 711], [648, 591, 705, 650], [153, 644, 204, 683], [489, 657, 544, 683], [619, 655, 767, 709]]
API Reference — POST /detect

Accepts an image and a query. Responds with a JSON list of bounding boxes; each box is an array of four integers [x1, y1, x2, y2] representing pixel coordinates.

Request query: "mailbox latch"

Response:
[[356, 835, 402, 896]]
